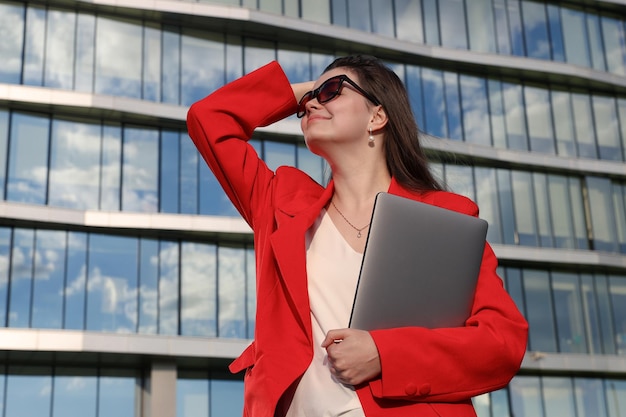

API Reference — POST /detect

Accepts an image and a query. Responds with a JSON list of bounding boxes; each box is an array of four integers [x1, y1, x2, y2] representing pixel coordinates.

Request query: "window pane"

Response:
[[574, 378, 608, 417], [75, 13, 96, 93], [302, 0, 330, 24], [218, 246, 246, 338], [586, 176, 617, 252], [609, 276, 626, 355], [86, 234, 138, 332], [543, 377, 576, 417], [512, 171, 537, 246], [160, 131, 180, 213], [547, 5, 565, 61], [466, 0, 496, 53], [594, 274, 616, 354], [162, 28, 181, 105], [7, 113, 49, 204], [331, 0, 348, 27], [181, 131, 199, 215], [510, 376, 544, 417], [461, 75, 491, 146], [159, 241, 179, 335], [444, 72, 462, 140], [601, 16, 626, 76], [497, 169, 517, 245], [395, 0, 423, 43], [586, 14, 606, 72], [100, 125, 122, 211], [592, 96, 621, 161], [95, 16, 142, 98], [615, 184, 626, 253], [572, 93, 597, 159], [475, 168, 502, 244], [606, 379, 626, 417], [49, 119, 101, 209], [371, 0, 394, 37], [9, 229, 34, 328], [31, 230, 66, 329], [5, 367, 52, 417], [507, 0, 525, 56], [243, 39, 275, 73], [406, 65, 425, 130], [552, 91, 577, 157], [246, 247, 256, 339], [422, 69, 447, 138], [0, 109, 8, 197], [177, 375, 209, 417], [616, 98, 626, 160], [551, 272, 586, 353], [525, 86, 555, 154], [122, 126, 159, 213], [502, 83, 528, 151], [52, 369, 98, 417], [64, 232, 88, 330], [181, 242, 216, 337], [23, 6, 46, 86], [0, 228, 11, 326], [493, 0, 511, 55], [580, 275, 602, 354], [547, 175, 575, 249], [444, 165, 474, 200], [138, 238, 159, 334], [44, 9, 75, 89], [491, 387, 511, 417], [488, 80, 507, 149], [98, 371, 136, 417], [439, 0, 467, 49], [561, 8, 590, 68], [532, 173, 553, 247], [264, 141, 295, 171], [0, 2, 25, 84], [143, 24, 162, 101], [523, 270, 557, 352], [521, 1, 550, 60], [181, 30, 224, 107], [347, 0, 371, 32], [423, 0, 439, 45], [569, 177, 589, 249], [210, 378, 244, 417]]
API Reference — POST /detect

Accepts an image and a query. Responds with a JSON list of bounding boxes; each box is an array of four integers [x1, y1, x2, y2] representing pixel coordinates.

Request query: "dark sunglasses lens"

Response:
[[317, 79, 342, 103]]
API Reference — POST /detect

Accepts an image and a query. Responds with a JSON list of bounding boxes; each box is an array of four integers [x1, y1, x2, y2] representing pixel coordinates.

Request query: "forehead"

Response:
[[315, 67, 358, 88]]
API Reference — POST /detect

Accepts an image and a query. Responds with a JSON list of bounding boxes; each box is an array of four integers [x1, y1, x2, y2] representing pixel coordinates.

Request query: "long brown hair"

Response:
[[324, 55, 444, 192]]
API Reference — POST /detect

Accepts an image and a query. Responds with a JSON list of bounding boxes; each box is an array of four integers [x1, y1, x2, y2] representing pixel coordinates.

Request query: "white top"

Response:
[[285, 209, 365, 417]]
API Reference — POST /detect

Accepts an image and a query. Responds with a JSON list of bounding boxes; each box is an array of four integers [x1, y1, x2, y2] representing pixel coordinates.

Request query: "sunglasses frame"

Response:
[[296, 74, 381, 118]]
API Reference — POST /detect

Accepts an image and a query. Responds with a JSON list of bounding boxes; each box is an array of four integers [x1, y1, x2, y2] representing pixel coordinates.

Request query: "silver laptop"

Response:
[[349, 192, 488, 330]]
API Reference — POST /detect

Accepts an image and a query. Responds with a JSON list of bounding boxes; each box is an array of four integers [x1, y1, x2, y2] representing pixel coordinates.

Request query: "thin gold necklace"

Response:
[[331, 201, 371, 238]]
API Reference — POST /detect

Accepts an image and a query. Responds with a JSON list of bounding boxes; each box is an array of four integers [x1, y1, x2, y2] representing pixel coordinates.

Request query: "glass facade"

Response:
[[0, 0, 625, 416]]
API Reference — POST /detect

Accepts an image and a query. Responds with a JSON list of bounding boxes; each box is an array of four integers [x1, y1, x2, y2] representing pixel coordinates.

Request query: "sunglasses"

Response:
[[296, 74, 381, 118]]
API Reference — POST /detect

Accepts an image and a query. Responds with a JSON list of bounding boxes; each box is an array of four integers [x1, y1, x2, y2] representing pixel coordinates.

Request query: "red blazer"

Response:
[[187, 61, 528, 417]]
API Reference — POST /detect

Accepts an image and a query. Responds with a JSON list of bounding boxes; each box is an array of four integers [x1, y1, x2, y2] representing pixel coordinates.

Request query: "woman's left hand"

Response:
[[322, 328, 382, 386]]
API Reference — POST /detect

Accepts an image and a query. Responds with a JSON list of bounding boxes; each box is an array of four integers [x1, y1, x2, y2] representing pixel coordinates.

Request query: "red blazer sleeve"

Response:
[[186, 62, 297, 226], [367, 193, 528, 403]]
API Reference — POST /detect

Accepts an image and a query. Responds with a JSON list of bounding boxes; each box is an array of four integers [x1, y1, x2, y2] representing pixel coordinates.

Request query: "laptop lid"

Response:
[[349, 192, 488, 330]]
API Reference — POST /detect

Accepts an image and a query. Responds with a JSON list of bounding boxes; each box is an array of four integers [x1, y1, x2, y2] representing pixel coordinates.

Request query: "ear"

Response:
[[370, 105, 388, 132]]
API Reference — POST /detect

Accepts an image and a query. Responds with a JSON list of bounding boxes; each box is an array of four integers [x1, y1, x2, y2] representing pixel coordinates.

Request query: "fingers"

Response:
[[321, 329, 348, 348]]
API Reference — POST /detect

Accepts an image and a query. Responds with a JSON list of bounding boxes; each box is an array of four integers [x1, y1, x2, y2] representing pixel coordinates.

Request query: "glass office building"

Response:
[[0, 0, 625, 415]]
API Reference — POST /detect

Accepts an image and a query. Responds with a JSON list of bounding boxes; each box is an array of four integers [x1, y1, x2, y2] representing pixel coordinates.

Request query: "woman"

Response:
[[186, 55, 528, 417]]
